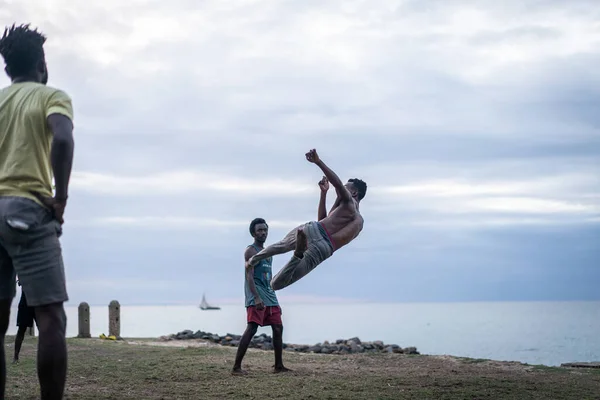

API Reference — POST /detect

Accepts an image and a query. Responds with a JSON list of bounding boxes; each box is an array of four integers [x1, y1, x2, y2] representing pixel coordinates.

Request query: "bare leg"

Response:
[[0, 299, 11, 400], [35, 302, 67, 400], [271, 324, 291, 373], [232, 323, 258, 375], [246, 225, 302, 268], [13, 325, 28, 363]]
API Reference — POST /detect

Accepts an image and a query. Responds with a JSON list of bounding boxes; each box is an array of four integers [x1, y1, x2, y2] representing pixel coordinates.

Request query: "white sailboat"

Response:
[[199, 293, 220, 310]]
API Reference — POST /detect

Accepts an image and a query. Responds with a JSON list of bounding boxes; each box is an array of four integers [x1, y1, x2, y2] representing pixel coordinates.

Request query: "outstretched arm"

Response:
[[306, 149, 351, 203], [317, 176, 329, 221]]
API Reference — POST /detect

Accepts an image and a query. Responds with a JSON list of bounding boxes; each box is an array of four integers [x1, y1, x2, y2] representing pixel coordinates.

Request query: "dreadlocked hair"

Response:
[[0, 24, 46, 78]]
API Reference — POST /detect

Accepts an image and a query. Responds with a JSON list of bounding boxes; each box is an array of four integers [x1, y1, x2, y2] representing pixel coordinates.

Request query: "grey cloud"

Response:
[[2, 0, 599, 304]]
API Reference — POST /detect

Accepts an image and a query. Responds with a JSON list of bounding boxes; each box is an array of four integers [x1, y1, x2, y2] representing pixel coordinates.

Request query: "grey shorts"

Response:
[[270, 221, 334, 291], [0, 196, 68, 307]]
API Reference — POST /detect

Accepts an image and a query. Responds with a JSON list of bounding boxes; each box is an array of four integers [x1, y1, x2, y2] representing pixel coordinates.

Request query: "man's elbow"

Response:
[[52, 130, 74, 147]]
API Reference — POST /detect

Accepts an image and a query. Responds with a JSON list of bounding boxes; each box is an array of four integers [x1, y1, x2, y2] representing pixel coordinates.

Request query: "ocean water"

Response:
[[7, 301, 600, 367]]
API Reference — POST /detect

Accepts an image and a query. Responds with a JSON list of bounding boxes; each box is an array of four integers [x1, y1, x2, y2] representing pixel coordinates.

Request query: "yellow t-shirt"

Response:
[[0, 82, 74, 205]]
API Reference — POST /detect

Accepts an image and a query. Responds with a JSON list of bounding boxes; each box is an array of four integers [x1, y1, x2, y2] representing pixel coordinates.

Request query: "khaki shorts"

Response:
[[0, 196, 68, 307]]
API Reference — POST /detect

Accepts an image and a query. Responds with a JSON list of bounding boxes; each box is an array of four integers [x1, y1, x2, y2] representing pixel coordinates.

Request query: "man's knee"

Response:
[[272, 324, 283, 336], [246, 323, 259, 336], [35, 302, 66, 334]]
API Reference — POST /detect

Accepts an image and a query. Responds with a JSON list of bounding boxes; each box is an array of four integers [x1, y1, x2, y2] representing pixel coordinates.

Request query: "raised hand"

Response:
[[318, 176, 329, 192], [305, 149, 320, 164]]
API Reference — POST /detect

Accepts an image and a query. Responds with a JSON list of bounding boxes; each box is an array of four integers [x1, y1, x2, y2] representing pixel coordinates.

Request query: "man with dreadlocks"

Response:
[[0, 23, 74, 400]]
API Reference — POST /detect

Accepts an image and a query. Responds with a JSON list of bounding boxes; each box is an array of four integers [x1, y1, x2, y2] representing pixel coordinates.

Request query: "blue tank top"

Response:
[[244, 244, 279, 307]]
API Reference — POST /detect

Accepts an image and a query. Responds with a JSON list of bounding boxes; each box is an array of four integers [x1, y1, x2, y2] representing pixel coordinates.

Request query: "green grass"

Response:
[[456, 356, 489, 364], [530, 364, 570, 373], [4, 336, 600, 399]]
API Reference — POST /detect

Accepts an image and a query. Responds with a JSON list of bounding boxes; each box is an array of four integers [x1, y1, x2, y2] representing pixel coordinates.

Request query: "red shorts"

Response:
[[247, 305, 282, 326]]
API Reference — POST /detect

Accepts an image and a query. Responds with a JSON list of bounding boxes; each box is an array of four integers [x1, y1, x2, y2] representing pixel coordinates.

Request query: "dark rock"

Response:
[[561, 362, 600, 369], [176, 330, 195, 340], [164, 330, 419, 357], [348, 337, 362, 344], [262, 342, 274, 351], [349, 342, 361, 353], [308, 345, 322, 353]]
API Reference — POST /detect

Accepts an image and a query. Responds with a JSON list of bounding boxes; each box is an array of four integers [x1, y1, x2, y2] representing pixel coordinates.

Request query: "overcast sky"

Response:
[[2, 0, 598, 306]]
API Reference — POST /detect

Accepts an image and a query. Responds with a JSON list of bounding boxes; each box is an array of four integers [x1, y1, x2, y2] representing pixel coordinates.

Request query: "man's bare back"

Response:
[[320, 196, 363, 251]]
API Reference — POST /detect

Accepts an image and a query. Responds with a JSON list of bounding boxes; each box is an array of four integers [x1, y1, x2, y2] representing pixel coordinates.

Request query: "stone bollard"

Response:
[[108, 300, 120, 338], [77, 302, 91, 338]]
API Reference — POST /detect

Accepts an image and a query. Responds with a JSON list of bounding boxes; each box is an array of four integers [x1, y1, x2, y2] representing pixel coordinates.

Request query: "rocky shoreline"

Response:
[[161, 329, 420, 355]]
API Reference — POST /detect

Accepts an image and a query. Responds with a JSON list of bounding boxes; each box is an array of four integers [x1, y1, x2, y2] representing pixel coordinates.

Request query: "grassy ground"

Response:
[[4, 336, 600, 400]]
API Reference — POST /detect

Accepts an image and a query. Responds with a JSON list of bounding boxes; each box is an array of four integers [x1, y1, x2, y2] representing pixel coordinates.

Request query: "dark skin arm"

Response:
[[43, 114, 74, 224], [318, 176, 329, 221], [305, 149, 352, 203], [244, 247, 265, 310]]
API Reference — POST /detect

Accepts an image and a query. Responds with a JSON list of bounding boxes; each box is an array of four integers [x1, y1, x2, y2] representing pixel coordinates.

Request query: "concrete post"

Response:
[[109, 300, 120, 338], [77, 302, 91, 338]]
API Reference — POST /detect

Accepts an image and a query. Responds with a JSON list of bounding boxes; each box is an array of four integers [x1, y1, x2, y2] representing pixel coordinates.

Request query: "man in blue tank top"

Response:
[[232, 218, 291, 374]]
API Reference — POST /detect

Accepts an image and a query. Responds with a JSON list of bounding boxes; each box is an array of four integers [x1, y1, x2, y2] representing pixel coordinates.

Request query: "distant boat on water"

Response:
[[199, 293, 220, 310]]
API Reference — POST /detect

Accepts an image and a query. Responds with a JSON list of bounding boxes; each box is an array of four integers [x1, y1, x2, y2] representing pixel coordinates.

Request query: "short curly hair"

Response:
[[348, 178, 367, 200], [0, 24, 46, 79], [249, 218, 268, 237]]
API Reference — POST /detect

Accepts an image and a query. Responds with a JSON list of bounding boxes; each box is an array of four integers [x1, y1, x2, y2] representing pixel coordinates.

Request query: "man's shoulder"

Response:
[[40, 85, 72, 101], [244, 244, 258, 257]]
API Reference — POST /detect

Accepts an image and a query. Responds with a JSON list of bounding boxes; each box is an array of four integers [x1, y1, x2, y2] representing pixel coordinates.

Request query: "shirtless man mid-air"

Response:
[[246, 149, 366, 290]]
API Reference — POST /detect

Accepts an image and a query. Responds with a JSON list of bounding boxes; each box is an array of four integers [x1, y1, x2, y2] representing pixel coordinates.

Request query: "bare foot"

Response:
[[294, 228, 307, 258], [273, 365, 292, 373], [231, 367, 248, 375]]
